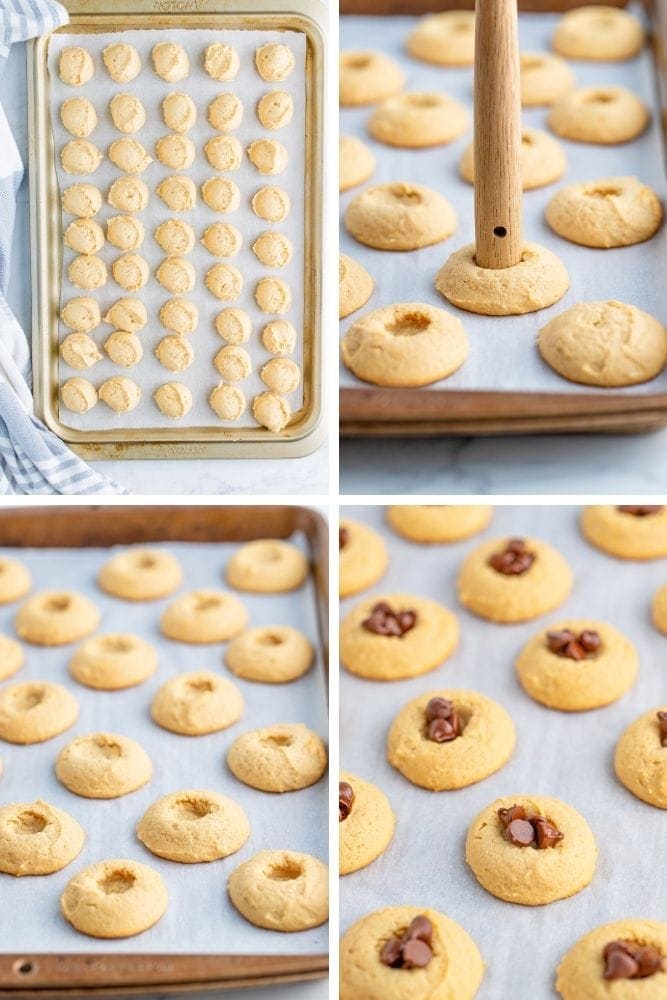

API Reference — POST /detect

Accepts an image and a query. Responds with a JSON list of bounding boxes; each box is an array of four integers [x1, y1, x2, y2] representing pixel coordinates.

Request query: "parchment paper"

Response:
[[340, 3, 667, 396], [0, 536, 327, 954], [340, 505, 667, 997], [48, 28, 306, 430]]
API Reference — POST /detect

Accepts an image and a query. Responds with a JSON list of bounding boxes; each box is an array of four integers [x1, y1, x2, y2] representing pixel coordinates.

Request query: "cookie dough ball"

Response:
[[226, 539, 308, 593], [516, 619, 638, 711], [208, 93, 243, 132], [104, 297, 147, 333], [204, 43, 239, 81], [539, 301, 667, 388], [61, 296, 101, 333], [615, 708, 667, 809], [61, 139, 103, 175], [466, 795, 597, 905], [521, 52, 575, 106], [152, 42, 189, 82], [98, 376, 141, 413], [546, 176, 662, 248], [0, 558, 31, 605], [160, 298, 198, 335], [556, 920, 667, 999], [252, 185, 290, 222], [255, 43, 295, 82], [162, 91, 196, 133], [202, 222, 243, 258], [255, 277, 291, 314], [157, 256, 195, 293], [458, 537, 573, 623], [216, 308, 251, 344], [205, 135, 243, 171], [340, 135, 375, 193], [210, 382, 246, 421], [252, 231, 291, 268], [552, 5, 645, 62], [153, 382, 192, 419], [61, 859, 168, 939], [56, 732, 152, 799], [156, 134, 196, 170], [229, 724, 326, 793], [60, 377, 97, 413], [0, 681, 78, 743], [137, 790, 249, 862], [205, 263, 242, 301], [104, 331, 143, 368], [102, 43, 141, 82], [253, 391, 290, 432], [108, 138, 152, 173], [151, 670, 244, 735], [70, 634, 158, 689], [247, 138, 288, 175], [460, 127, 567, 191], [107, 215, 144, 251], [0, 800, 84, 875], [112, 253, 149, 291], [154, 218, 195, 256], [225, 625, 314, 683], [261, 358, 300, 394], [214, 345, 252, 382], [342, 302, 468, 388], [370, 92, 468, 148], [68, 254, 107, 291], [108, 176, 149, 213], [109, 93, 146, 134], [59, 47, 94, 87], [388, 505, 493, 543], [228, 850, 328, 931], [60, 97, 97, 138], [581, 504, 667, 559], [64, 218, 104, 255], [60, 333, 102, 370], [339, 519, 387, 598], [346, 182, 457, 251], [257, 91, 293, 129], [202, 177, 240, 214], [262, 319, 296, 355], [340, 51, 405, 106], [99, 548, 182, 601], [63, 183, 102, 217], [161, 590, 249, 643], [407, 10, 476, 66], [16, 588, 99, 645], [549, 86, 650, 144], [341, 914, 482, 1000], [157, 175, 196, 212], [154, 338, 191, 378]]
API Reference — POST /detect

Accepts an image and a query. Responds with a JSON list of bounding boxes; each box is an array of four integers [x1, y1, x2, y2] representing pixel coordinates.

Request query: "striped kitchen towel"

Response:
[[0, 0, 127, 495]]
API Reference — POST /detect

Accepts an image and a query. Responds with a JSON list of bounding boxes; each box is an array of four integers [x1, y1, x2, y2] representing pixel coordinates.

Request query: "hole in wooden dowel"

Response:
[[13, 961, 35, 977], [493, 226, 507, 238]]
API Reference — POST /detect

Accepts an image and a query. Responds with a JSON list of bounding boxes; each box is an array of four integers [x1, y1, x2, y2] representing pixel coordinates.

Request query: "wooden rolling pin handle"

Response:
[[474, 0, 523, 270]]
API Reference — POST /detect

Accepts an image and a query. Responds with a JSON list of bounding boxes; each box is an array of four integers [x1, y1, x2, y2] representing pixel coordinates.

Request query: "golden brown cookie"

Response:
[[160, 590, 248, 643], [552, 5, 645, 62], [340, 135, 375, 192], [521, 51, 575, 106], [339, 518, 388, 597], [546, 177, 662, 248], [614, 707, 667, 809], [69, 634, 158, 690], [339, 772, 394, 875], [104, 331, 142, 367], [0, 557, 31, 604], [56, 732, 152, 798], [369, 92, 468, 148], [226, 539, 308, 593], [340, 51, 405, 106], [407, 10, 476, 67], [0, 681, 78, 744], [387, 505, 492, 543], [581, 505, 667, 559], [0, 800, 85, 875], [61, 859, 168, 938], [549, 87, 649, 144], [137, 790, 250, 861], [228, 724, 327, 792], [225, 625, 314, 684], [109, 93, 146, 134], [0, 634, 24, 682], [460, 127, 566, 191], [151, 670, 244, 736], [556, 919, 667, 999], [346, 183, 457, 251], [228, 850, 328, 931], [339, 254, 374, 320], [15, 590, 100, 645]]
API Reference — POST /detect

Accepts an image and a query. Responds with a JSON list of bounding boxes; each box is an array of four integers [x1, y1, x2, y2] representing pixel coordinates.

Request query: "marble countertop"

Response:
[[3, 44, 327, 496]]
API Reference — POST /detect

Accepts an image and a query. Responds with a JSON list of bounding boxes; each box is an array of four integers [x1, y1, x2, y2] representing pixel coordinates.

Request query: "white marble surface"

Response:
[[2, 44, 328, 496]]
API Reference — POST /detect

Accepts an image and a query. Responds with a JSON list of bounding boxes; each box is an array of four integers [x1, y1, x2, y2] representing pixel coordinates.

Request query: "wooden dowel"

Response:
[[474, 0, 523, 269]]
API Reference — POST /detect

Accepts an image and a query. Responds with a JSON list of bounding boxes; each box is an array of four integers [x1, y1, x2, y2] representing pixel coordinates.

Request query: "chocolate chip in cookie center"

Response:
[[617, 505, 664, 517], [424, 696, 461, 743], [339, 526, 349, 550], [362, 601, 417, 637], [498, 804, 564, 849], [339, 781, 354, 821], [546, 628, 601, 660], [603, 939, 666, 980], [488, 538, 535, 576], [657, 711, 667, 747], [380, 914, 434, 969]]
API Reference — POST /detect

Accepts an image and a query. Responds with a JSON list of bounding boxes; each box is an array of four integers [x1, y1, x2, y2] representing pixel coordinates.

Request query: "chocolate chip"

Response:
[[339, 527, 349, 550], [507, 818, 536, 846], [579, 630, 601, 652], [425, 697, 461, 742], [534, 818, 565, 849], [488, 538, 535, 576], [425, 697, 454, 722], [339, 781, 354, 822], [498, 804, 526, 827], [428, 717, 458, 742], [380, 936, 403, 968], [657, 711, 667, 747], [617, 505, 663, 517], [362, 601, 417, 637], [603, 940, 666, 980], [604, 948, 639, 980], [379, 916, 434, 970], [498, 804, 564, 849], [401, 939, 432, 969], [406, 915, 433, 945], [546, 628, 600, 661]]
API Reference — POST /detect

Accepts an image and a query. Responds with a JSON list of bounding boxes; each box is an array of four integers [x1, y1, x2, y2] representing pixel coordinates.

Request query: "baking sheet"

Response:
[[0, 536, 327, 955], [340, 3, 667, 397], [340, 504, 667, 998], [48, 28, 306, 431]]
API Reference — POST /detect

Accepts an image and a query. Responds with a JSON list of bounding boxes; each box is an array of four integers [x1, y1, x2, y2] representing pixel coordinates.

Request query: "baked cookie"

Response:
[[466, 795, 597, 905], [460, 127, 566, 191], [225, 625, 314, 683], [516, 619, 638, 711], [59, 46, 94, 87], [108, 177, 149, 213], [549, 87, 649, 144], [539, 301, 667, 388], [61, 859, 168, 938], [556, 920, 667, 998], [342, 302, 467, 388], [457, 536, 573, 623], [0, 556, 31, 603], [228, 724, 327, 792], [581, 505, 667, 560], [387, 505, 492, 543], [137, 789, 249, 862], [228, 850, 328, 931], [161, 590, 248, 643], [370, 92, 468, 148], [340, 906, 484, 1000], [546, 177, 662, 248], [552, 5, 645, 62], [0, 800, 84, 875], [102, 42, 141, 83], [226, 539, 308, 593], [104, 297, 147, 333], [0, 681, 78, 744], [340, 51, 405, 106], [56, 732, 152, 798], [152, 42, 189, 82], [614, 707, 667, 808], [407, 10, 476, 67], [520, 52, 574, 106], [15, 590, 100, 645], [339, 518, 387, 597], [0, 634, 24, 682], [60, 97, 97, 138], [151, 670, 244, 735], [69, 634, 158, 690], [339, 772, 395, 875], [652, 585, 667, 635], [340, 593, 459, 681], [60, 377, 97, 413], [346, 183, 457, 252], [339, 254, 374, 320], [340, 135, 375, 192], [387, 690, 515, 790], [63, 183, 102, 217]]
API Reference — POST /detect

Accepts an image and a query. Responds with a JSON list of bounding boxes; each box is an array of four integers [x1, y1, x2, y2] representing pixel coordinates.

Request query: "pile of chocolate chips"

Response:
[[425, 697, 461, 743], [546, 628, 601, 661], [488, 538, 535, 575], [380, 915, 434, 969], [339, 526, 349, 550], [498, 804, 564, 849], [339, 781, 354, 821], [617, 505, 663, 517], [603, 939, 666, 980], [362, 601, 417, 637], [657, 711, 667, 747]]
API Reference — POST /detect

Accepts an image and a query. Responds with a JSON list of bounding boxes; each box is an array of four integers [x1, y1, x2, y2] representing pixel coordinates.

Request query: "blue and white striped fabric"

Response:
[[0, 0, 127, 495]]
